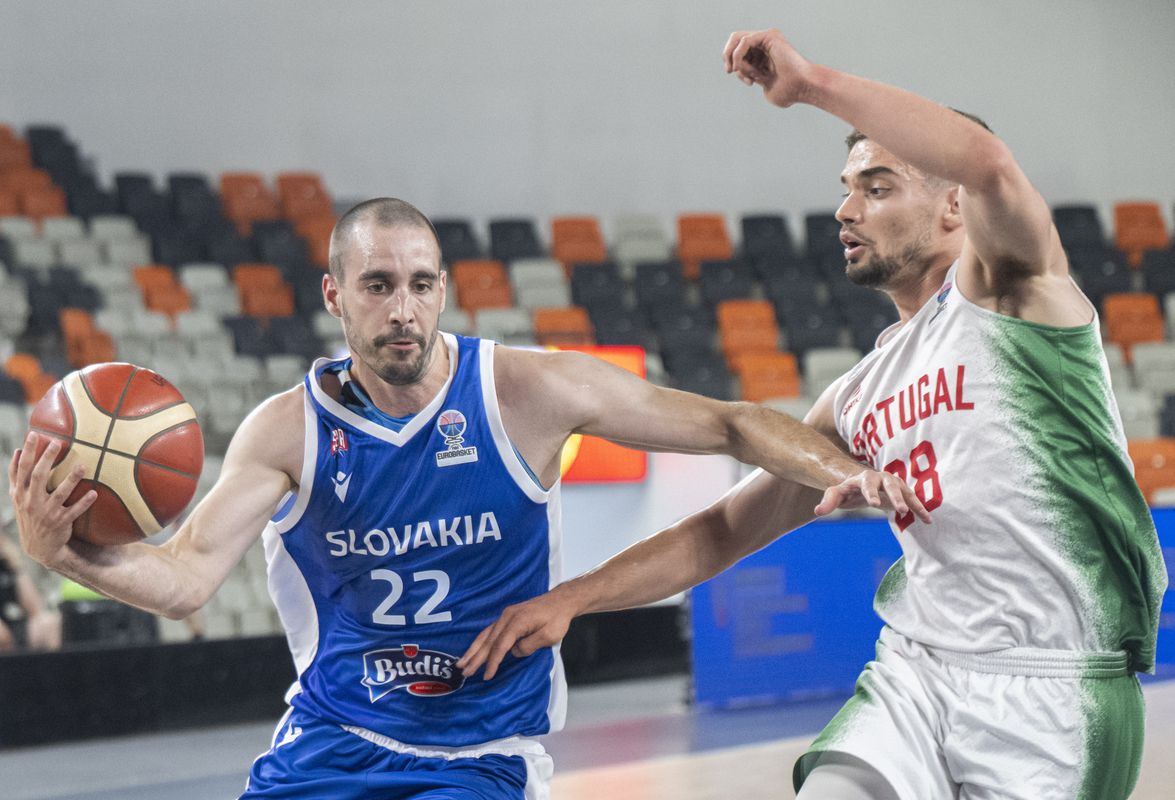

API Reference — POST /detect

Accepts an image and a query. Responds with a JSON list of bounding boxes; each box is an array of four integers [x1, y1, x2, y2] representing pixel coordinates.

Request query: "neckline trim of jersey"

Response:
[[306, 332, 459, 447]]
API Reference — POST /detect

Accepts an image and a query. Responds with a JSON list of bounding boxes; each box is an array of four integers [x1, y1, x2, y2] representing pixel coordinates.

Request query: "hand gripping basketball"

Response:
[[18, 363, 204, 548]]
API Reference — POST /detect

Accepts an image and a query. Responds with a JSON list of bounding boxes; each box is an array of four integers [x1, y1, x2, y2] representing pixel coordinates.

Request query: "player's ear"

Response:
[[323, 272, 343, 319], [942, 185, 963, 232], [439, 269, 447, 314]]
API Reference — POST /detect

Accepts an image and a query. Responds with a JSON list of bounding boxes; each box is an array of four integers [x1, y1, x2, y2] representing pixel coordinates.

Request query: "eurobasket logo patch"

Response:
[[361, 644, 466, 701], [435, 409, 478, 467], [929, 282, 952, 325]]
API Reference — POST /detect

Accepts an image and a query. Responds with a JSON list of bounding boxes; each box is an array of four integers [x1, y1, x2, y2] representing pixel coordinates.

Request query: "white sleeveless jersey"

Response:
[[833, 262, 1166, 672]]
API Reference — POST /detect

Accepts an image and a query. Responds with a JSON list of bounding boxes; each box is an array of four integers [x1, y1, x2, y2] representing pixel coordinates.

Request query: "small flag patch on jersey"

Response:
[[435, 409, 478, 467]]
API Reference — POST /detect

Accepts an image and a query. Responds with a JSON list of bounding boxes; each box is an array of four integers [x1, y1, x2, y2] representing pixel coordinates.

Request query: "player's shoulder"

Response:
[[223, 386, 306, 477]]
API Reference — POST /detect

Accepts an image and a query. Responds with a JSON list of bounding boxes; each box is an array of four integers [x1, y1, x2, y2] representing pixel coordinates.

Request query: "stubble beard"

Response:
[[845, 223, 935, 291], [341, 307, 440, 386]]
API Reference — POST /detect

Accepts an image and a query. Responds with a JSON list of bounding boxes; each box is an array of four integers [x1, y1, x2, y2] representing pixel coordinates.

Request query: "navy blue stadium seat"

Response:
[[741, 213, 796, 262], [206, 230, 257, 269], [253, 221, 310, 272], [652, 304, 714, 354], [804, 212, 843, 262], [1162, 395, 1175, 437], [634, 260, 687, 312], [170, 173, 223, 233], [152, 228, 205, 267], [1053, 204, 1106, 250], [763, 267, 825, 321], [270, 315, 324, 360], [784, 308, 844, 356], [1069, 247, 1133, 307], [665, 348, 732, 400], [65, 179, 118, 219], [0, 375, 26, 405], [588, 305, 652, 348], [489, 219, 544, 263], [434, 219, 484, 263], [698, 259, 755, 306], [1141, 248, 1175, 297], [223, 316, 274, 357], [570, 261, 625, 311]]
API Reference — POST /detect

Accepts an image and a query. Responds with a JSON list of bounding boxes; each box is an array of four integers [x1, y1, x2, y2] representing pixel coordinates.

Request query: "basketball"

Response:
[[27, 362, 204, 546]]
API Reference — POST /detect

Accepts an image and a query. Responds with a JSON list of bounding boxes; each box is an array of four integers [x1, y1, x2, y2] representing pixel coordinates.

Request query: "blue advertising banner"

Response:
[[691, 511, 1175, 709]]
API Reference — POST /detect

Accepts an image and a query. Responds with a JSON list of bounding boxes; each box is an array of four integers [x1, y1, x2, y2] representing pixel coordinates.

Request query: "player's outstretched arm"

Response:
[[9, 390, 302, 619], [496, 346, 925, 517], [724, 28, 1065, 286]]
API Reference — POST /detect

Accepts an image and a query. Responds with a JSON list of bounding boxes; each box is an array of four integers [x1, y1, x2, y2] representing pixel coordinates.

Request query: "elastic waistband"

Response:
[[340, 725, 547, 761], [930, 645, 1130, 678]]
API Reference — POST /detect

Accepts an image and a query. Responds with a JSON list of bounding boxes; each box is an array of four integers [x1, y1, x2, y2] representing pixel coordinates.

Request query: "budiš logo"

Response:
[[435, 409, 478, 467], [362, 645, 466, 701]]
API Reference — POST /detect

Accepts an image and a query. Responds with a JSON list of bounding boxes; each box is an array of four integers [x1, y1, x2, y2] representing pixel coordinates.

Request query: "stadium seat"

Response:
[[434, 219, 484, 264], [475, 308, 533, 345], [438, 307, 473, 336], [1160, 396, 1175, 438], [1131, 342, 1175, 396], [19, 185, 67, 220], [1052, 204, 1106, 250], [698, 259, 755, 306], [39, 216, 85, 241], [1127, 438, 1175, 503], [1102, 292, 1165, 358], [296, 214, 334, 269], [716, 299, 779, 362], [569, 261, 625, 312], [0, 192, 22, 216], [1141, 248, 1175, 297], [451, 259, 513, 313], [0, 215, 38, 240], [612, 213, 672, 277], [103, 237, 151, 267], [1115, 388, 1160, 439], [677, 214, 732, 281], [785, 307, 845, 356], [276, 172, 333, 222], [803, 347, 862, 399], [489, 219, 544, 263], [510, 257, 571, 310], [731, 350, 802, 402], [1070, 247, 1135, 308], [57, 238, 103, 267], [667, 349, 732, 400], [533, 307, 594, 347], [1114, 202, 1169, 267], [220, 172, 279, 235], [88, 214, 138, 243], [804, 212, 843, 262], [589, 306, 651, 348], [633, 260, 687, 311], [652, 305, 713, 354], [741, 213, 796, 262], [551, 217, 607, 270]]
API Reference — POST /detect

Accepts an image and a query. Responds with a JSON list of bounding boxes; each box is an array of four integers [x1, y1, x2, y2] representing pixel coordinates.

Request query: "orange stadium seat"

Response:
[[731, 350, 802, 402], [144, 284, 193, 319], [534, 307, 594, 347], [678, 213, 733, 281], [59, 308, 115, 368], [0, 131, 32, 172], [4, 352, 56, 402], [233, 262, 286, 292], [133, 264, 178, 293], [717, 299, 780, 362], [241, 283, 295, 318], [1102, 292, 1165, 358], [296, 214, 336, 269], [1114, 202, 1169, 267], [1127, 438, 1175, 503], [451, 259, 513, 313], [0, 167, 53, 192], [19, 185, 67, 220], [0, 189, 19, 216], [551, 217, 608, 272], [220, 172, 279, 235], [277, 172, 333, 221]]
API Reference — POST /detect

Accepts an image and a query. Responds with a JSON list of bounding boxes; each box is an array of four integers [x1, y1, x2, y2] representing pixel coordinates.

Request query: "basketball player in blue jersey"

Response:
[[9, 196, 925, 799], [461, 29, 1166, 800]]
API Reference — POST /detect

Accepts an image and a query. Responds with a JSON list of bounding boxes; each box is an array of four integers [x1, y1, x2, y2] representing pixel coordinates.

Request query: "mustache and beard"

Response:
[[342, 306, 439, 386], [844, 220, 935, 290]]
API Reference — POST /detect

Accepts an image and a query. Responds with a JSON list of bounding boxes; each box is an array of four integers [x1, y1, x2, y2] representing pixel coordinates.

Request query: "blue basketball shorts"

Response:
[[241, 707, 554, 799]]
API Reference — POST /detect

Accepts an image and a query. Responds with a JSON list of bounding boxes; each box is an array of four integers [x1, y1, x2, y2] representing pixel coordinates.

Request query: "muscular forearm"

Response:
[[728, 404, 864, 491], [557, 479, 821, 616], [49, 540, 203, 619], [805, 63, 1009, 189]]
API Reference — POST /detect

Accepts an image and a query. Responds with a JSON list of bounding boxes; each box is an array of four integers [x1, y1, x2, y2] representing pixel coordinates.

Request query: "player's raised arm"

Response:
[[9, 389, 303, 619], [725, 29, 1066, 291]]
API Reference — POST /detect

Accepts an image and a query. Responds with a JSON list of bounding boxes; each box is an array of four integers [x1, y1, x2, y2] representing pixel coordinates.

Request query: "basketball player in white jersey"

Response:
[[8, 198, 922, 799], [460, 29, 1167, 800]]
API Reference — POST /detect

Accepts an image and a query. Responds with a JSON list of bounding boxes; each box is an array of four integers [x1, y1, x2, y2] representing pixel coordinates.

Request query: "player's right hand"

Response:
[[723, 28, 815, 109], [457, 590, 578, 680], [8, 432, 96, 566]]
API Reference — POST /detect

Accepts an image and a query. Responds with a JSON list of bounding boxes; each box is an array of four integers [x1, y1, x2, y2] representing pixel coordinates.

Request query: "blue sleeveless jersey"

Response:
[[262, 333, 567, 748]]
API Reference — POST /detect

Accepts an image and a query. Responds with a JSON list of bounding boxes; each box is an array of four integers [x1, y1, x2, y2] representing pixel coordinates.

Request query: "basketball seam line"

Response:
[[27, 428, 203, 479], [91, 367, 139, 531]]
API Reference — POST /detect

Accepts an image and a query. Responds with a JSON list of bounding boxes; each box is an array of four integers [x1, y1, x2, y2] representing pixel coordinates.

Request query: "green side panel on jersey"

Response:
[[793, 657, 877, 791], [1077, 673, 1144, 799], [874, 555, 907, 612], [983, 316, 1165, 672]]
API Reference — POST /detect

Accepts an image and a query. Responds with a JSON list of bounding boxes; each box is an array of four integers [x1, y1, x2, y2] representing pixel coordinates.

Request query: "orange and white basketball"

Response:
[[28, 363, 204, 546]]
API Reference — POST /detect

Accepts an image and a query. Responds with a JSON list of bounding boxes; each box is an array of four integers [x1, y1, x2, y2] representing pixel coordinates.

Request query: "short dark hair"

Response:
[[845, 108, 992, 151], [328, 197, 441, 281]]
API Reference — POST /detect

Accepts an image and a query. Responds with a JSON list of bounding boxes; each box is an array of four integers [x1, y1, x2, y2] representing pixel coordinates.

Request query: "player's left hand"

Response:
[[457, 589, 578, 680], [814, 468, 932, 523], [723, 28, 815, 108]]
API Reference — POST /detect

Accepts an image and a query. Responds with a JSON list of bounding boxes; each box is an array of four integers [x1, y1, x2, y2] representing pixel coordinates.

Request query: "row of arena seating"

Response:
[[0, 122, 1174, 509]]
